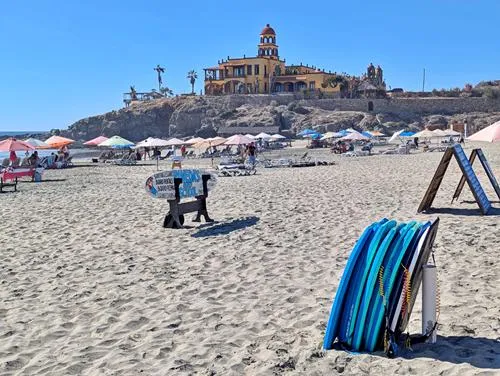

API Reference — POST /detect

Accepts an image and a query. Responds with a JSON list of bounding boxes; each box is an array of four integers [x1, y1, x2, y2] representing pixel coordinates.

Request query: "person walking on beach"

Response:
[[246, 142, 256, 166]]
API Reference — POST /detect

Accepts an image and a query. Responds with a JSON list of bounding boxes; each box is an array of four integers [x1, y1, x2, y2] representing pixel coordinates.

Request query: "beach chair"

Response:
[[1, 158, 10, 169]]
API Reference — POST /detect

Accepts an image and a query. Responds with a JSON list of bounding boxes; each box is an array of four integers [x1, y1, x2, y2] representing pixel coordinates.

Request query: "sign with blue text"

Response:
[[145, 169, 217, 200]]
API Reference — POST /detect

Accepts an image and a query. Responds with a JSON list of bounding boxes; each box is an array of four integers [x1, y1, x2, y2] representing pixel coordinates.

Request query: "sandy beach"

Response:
[[1, 143, 499, 375]]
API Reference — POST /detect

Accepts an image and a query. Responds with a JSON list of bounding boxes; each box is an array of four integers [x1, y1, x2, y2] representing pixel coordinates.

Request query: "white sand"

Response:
[[1, 143, 499, 375]]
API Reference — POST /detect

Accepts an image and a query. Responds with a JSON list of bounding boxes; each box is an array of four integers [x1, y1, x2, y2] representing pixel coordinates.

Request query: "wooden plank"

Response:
[[476, 149, 500, 200], [452, 149, 477, 203], [452, 145, 491, 215], [417, 148, 454, 213]]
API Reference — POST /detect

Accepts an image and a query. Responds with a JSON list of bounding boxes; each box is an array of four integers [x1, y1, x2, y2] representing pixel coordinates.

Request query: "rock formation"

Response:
[[61, 95, 500, 141]]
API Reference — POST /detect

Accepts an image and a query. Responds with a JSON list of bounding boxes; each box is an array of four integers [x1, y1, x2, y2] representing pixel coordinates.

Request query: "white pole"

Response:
[[422, 264, 437, 343]]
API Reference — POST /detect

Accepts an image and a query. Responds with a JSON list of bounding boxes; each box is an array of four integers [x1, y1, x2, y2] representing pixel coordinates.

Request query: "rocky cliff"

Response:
[[63, 95, 500, 140]]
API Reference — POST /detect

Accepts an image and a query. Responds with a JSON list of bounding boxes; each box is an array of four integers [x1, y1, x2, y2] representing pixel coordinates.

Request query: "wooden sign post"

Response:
[[145, 169, 218, 228], [417, 144, 492, 215]]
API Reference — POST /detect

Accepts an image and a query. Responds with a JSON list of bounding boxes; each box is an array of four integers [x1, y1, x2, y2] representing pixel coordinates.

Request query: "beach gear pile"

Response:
[[323, 218, 439, 357]]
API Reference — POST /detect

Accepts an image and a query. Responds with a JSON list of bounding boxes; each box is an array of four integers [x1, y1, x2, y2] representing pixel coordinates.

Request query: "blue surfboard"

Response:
[[363, 221, 420, 351], [340, 219, 396, 348], [352, 221, 402, 350], [323, 221, 379, 350]]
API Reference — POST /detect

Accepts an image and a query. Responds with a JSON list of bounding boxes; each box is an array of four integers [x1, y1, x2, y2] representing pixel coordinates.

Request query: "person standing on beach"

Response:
[[246, 142, 256, 166]]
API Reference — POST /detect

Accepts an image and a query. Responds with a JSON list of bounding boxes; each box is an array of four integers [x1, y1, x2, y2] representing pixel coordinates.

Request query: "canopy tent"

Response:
[[432, 129, 447, 137], [224, 134, 254, 145], [340, 132, 370, 141], [467, 121, 500, 142], [185, 137, 205, 145], [134, 137, 171, 148], [44, 135, 75, 149], [254, 132, 272, 140], [83, 136, 109, 146], [0, 138, 36, 152], [98, 135, 134, 149], [24, 137, 49, 148]]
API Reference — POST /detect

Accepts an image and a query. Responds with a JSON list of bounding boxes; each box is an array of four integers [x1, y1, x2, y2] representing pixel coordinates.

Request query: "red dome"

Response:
[[261, 24, 276, 35]]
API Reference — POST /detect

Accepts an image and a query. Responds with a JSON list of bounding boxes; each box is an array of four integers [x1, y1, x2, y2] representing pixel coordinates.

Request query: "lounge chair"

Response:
[[1, 158, 10, 169]]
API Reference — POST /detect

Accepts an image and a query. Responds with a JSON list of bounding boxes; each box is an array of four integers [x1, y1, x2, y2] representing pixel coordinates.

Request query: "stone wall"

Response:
[[205, 94, 500, 115]]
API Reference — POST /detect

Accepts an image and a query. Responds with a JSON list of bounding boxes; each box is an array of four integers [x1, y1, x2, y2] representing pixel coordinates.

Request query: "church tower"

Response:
[[258, 24, 279, 59]]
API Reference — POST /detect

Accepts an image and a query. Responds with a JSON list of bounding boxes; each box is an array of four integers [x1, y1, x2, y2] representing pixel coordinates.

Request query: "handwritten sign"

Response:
[[145, 169, 217, 200]]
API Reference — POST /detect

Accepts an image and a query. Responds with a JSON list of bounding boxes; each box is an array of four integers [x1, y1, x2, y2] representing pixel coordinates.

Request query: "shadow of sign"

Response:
[[397, 335, 500, 369], [424, 207, 500, 217], [191, 216, 259, 238]]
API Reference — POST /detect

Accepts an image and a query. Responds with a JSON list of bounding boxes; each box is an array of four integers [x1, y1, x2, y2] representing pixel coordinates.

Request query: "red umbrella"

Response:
[[84, 136, 109, 146], [0, 138, 36, 152]]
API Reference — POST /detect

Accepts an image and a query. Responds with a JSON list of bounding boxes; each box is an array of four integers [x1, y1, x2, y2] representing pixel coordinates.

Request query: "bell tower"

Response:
[[258, 24, 278, 59]]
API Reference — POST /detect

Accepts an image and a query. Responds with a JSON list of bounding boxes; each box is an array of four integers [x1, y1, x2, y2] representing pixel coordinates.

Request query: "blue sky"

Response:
[[1, 0, 499, 131]]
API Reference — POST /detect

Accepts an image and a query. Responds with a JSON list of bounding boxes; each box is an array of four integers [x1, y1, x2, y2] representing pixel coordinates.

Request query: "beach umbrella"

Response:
[[224, 134, 254, 145], [193, 137, 227, 149], [340, 132, 370, 141], [254, 132, 272, 140], [320, 131, 343, 140], [98, 135, 134, 149], [346, 128, 357, 133], [185, 137, 205, 145], [0, 138, 35, 152], [24, 137, 49, 148], [388, 130, 405, 144], [367, 130, 385, 137], [432, 129, 447, 137], [413, 129, 436, 138], [400, 131, 415, 137], [362, 131, 373, 138], [337, 130, 349, 137], [44, 135, 75, 149], [83, 136, 108, 146], [244, 134, 256, 139], [444, 129, 461, 136], [467, 121, 500, 142], [297, 129, 316, 136], [164, 138, 186, 146], [270, 133, 286, 140], [134, 137, 171, 148]]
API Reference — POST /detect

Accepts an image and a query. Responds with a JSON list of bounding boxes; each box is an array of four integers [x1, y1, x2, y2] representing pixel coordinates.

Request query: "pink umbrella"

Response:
[[84, 136, 109, 146], [224, 134, 254, 145], [0, 138, 36, 152], [467, 121, 500, 142]]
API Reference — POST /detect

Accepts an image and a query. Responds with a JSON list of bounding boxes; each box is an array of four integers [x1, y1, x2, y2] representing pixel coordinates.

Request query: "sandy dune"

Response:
[[1, 143, 499, 375]]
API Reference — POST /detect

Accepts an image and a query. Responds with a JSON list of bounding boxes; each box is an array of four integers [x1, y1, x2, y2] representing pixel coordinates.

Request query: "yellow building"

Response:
[[204, 24, 341, 96]]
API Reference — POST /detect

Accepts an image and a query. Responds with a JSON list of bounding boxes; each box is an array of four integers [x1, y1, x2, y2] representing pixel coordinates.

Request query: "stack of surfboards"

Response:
[[323, 218, 439, 355]]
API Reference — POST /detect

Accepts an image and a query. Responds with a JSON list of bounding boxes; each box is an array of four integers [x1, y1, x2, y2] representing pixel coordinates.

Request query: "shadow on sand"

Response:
[[397, 335, 500, 369], [191, 216, 259, 238], [424, 207, 500, 216]]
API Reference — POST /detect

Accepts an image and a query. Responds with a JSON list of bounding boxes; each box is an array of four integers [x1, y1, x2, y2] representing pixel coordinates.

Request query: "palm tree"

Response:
[[187, 70, 198, 94], [130, 86, 137, 100], [160, 86, 174, 97], [154, 65, 165, 91]]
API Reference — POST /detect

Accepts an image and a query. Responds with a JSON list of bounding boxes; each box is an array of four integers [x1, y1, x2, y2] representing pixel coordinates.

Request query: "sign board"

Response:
[[453, 149, 500, 203], [477, 149, 500, 200], [453, 145, 491, 214], [145, 169, 217, 200], [418, 145, 491, 215]]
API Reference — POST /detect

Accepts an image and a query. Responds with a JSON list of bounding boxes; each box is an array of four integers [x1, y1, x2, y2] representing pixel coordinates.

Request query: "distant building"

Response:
[[203, 24, 346, 96]]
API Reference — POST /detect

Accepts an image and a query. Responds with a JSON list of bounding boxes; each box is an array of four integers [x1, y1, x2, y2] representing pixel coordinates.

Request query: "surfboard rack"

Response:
[[163, 174, 214, 229]]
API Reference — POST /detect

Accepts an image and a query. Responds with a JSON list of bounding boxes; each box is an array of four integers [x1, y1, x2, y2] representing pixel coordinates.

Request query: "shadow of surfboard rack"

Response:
[[417, 144, 498, 215]]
